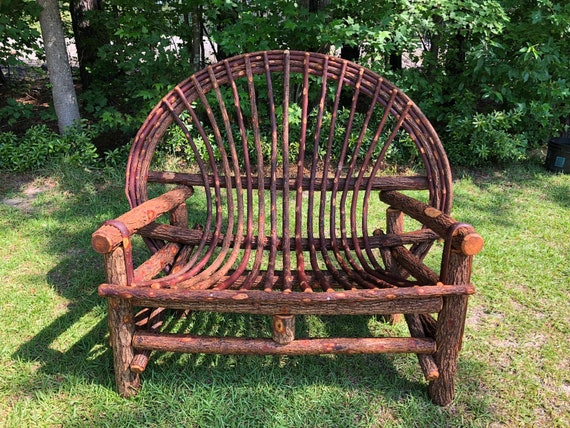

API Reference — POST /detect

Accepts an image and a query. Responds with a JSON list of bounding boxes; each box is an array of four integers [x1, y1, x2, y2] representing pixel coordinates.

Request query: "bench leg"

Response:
[[428, 294, 468, 405], [103, 246, 139, 396], [107, 297, 140, 397], [428, 252, 472, 405]]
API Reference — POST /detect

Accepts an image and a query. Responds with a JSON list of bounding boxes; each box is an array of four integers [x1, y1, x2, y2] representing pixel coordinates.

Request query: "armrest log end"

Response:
[[92, 226, 118, 254], [461, 232, 484, 256], [380, 190, 484, 256], [91, 186, 194, 254]]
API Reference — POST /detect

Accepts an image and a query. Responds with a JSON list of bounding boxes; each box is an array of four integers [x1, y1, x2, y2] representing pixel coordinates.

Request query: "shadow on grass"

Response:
[[11, 170, 125, 394], [547, 178, 570, 208], [9, 166, 493, 426]]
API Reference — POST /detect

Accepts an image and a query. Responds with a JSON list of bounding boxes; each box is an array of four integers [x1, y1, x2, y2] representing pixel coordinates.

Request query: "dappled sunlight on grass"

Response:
[[0, 162, 569, 426]]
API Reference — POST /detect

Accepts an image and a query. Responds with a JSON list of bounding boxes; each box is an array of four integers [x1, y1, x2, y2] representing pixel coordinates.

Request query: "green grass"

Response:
[[0, 160, 569, 427]]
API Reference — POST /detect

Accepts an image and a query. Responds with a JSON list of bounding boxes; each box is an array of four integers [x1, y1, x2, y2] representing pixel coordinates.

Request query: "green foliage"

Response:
[[465, 1, 570, 144], [0, 123, 99, 171], [0, 98, 54, 128], [79, 0, 196, 136], [392, 0, 570, 163], [446, 110, 528, 166], [5, 0, 569, 167], [207, 0, 330, 55], [0, 0, 42, 67]]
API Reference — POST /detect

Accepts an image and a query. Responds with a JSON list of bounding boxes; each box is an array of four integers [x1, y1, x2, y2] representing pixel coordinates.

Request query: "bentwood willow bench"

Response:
[[92, 50, 483, 406]]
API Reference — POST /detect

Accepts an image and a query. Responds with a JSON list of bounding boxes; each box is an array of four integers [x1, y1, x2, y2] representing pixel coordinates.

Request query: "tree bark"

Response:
[[133, 333, 436, 355], [190, 5, 202, 71], [104, 246, 140, 397], [272, 315, 295, 344], [37, 0, 81, 133], [69, 0, 107, 88], [428, 252, 472, 406]]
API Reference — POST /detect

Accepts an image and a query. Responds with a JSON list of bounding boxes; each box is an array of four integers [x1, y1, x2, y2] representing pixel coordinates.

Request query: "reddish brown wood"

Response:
[[133, 333, 436, 355], [133, 242, 181, 282], [428, 252, 472, 406], [380, 208, 405, 324], [98, 283, 475, 315], [93, 50, 481, 404], [405, 313, 439, 381], [169, 200, 189, 228], [137, 223, 439, 253], [380, 208, 406, 276], [92, 186, 193, 254], [420, 313, 437, 338], [148, 171, 430, 192], [131, 307, 166, 373], [104, 247, 139, 397], [272, 315, 295, 344], [380, 191, 484, 256], [390, 246, 440, 285]]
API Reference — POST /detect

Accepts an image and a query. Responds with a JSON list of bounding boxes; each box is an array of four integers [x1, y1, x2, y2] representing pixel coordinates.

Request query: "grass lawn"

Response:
[[0, 160, 568, 427]]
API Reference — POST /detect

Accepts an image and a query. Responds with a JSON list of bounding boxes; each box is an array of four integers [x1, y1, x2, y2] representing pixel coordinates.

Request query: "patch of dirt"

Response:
[[0, 174, 57, 213]]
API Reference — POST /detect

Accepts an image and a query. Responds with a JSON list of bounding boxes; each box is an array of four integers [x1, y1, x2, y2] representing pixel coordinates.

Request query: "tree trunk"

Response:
[[37, 0, 81, 133], [69, 0, 107, 88], [190, 5, 202, 71]]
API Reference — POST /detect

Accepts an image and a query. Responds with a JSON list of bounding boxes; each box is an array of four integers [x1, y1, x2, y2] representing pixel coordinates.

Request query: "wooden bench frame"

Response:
[[92, 50, 483, 406]]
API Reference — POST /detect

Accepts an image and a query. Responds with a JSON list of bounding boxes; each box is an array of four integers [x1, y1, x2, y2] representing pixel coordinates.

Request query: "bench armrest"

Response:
[[91, 186, 193, 254], [380, 190, 483, 256]]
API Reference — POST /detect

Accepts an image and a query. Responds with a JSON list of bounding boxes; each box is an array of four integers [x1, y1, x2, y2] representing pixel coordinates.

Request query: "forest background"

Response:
[[1, 0, 569, 171]]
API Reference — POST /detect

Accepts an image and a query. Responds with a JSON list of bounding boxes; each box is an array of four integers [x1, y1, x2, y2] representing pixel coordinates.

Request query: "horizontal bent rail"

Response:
[[137, 222, 440, 252], [148, 171, 431, 192], [132, 333, 437, 355], [98, 283, 475, 315]]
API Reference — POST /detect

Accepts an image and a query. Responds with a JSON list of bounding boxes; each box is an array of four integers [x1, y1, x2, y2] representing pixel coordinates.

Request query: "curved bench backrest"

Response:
[[125, 50, 453, 290]]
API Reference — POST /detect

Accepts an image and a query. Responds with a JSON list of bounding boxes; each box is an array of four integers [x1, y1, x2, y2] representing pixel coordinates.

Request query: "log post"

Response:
[[428, 251, 472, 406], [131, 307, 166, 374], [170, 201, 189, 228], [404, 314, 439, 381], [131, 199, 188, 372], [379, 208, 403, 274], [104, 247, 139, 397], [381, 208, 405, 324], [272, 315, 295, 344]]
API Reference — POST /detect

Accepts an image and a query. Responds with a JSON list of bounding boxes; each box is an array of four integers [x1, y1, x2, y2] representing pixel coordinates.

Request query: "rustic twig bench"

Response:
[[92, 50, 483, 406]]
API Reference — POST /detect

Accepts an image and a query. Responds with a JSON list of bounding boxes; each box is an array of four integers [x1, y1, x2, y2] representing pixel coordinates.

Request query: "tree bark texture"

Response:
[[91, 186, 193, 254], [104, 247, 139, 396], [380, 190, 484, 256], [272, 315, 295, 344], [428, 252, 472, 405], [37, 0, 81, 133], [69, 0, 107, 88], [133, 333, 436, 356], [98, 284, 477, 316]]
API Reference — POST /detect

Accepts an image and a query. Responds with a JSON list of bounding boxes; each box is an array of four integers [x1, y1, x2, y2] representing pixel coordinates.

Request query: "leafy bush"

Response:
[[0, 98, 55, 130], [0, 124, 99, 172], [446, 110, 528, 166], [7, 0, 566, 167]]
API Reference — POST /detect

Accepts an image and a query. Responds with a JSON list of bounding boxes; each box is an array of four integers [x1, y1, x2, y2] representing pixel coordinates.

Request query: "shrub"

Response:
[[445, 109, 528, 167], [0, 124, 99, 172]]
